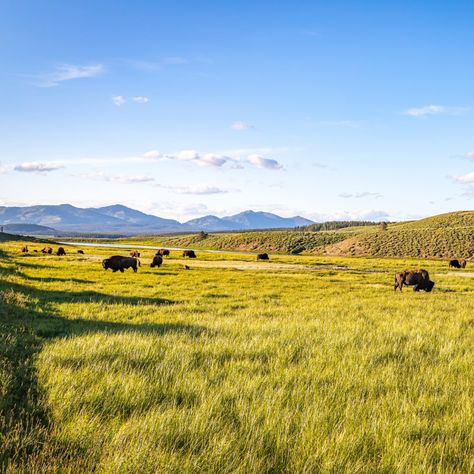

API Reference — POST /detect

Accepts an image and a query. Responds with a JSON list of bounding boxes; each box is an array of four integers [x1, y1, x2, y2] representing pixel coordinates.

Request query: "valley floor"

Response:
[[1, 240, 474, 472]]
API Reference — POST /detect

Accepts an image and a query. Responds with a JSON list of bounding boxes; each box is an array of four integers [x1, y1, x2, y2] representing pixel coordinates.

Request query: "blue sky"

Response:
[[1, 0, 474, 222]]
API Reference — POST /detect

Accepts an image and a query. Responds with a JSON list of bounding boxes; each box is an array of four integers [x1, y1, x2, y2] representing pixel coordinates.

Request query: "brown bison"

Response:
[[156, 248, 170, 257], [77, 250, 84, 254], [130, 250, 141, 258], [183, 250, 197, 258], [449, 259, 461, 269], [394, 269, 435, 292], [57, 247, 66, 256], [257, 253, 269, 260], [460, 259, 467, 269], [150, 255, 163, 268], [21, 246, 29, 253], [102, 255, 140, 273], [41, 247, 53, 254], [184, 265, 190, 270]]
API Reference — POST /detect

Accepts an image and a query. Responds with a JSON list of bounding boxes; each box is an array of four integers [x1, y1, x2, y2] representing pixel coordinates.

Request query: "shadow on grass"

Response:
[[0, 249, 205, 469]]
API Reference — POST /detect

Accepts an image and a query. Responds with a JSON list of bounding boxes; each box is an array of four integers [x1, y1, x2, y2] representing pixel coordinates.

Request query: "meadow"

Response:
[[1, 236, 474, 472]]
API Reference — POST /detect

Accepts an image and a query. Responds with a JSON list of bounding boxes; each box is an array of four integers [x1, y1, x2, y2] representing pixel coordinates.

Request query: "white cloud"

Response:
[[464, 151, 474, 159], [247, 154, 282, 170], [112, 95, 125, 106], [79, 172, 155, 184], [163, 185, 230, 195], [38, 64, 104, 87], [143, 150, 162, 159], [199, 153, 229, 167], [176, 150, 200, 161], [338, 192, 383, 199], [453, 172, 474, 185], [132, 96, 149, 104], [309, 209, 391, 222], [14, 161, 64, 173], [231, 121, 254, 131], [404, 105, 470, 117]]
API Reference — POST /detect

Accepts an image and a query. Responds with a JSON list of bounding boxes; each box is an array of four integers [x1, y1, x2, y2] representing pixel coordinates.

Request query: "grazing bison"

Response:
[[157, 248, 170, 257], [57, 247, 66, 256], [449, 259, 462, 269], [41, 247, 53, 254], [184, 265, 190, 270], [460, 259, 467, 269], [257, 253, 269, 261], [130, 250, 141, 258], [182, 250, 197, 258], [150, 255, 163, 268], [77, 250, 84, 254], [21, 246, 29, 253], [102, 255, 140, 273], [394, 269, 435, 292]]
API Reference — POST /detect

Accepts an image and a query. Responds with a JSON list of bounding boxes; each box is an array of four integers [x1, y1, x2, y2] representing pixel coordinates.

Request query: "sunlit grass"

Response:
[[1, 239, 474, 472]]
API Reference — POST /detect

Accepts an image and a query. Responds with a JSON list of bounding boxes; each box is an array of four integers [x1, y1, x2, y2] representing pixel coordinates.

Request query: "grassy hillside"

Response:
[[132, 229, 370, 254], [325, 212, 474, 259], [2, 239, 474, 472]]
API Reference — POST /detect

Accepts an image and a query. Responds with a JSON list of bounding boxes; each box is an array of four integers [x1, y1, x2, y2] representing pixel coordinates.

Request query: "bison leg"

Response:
[[413, 284, 420, 292], [133, 266, 137, 273]]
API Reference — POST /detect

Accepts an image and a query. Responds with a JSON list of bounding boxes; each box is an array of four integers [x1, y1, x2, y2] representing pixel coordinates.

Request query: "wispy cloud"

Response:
[[338, 192, 383, 199], [157, 184, 231, 195], [143, 150, 162, 159], [231, 121, 254, 131], [112, 95, 125, 106], [79, 172, 155, 184], [247, 154, 283, 170], [132, 96, 149, 104], [404, 104, 470, 117], [143, 149, 232, 168], [464, 151, 474, 159], [37, 63, 105, 87], [14, 161, 64, 173]]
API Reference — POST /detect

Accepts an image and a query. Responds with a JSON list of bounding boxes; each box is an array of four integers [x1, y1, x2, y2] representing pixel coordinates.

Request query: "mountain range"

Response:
[[0, 204, 313, 235]]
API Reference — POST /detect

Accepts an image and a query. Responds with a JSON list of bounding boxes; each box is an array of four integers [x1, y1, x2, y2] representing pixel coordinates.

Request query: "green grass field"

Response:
[[2, 237, 474, 472]]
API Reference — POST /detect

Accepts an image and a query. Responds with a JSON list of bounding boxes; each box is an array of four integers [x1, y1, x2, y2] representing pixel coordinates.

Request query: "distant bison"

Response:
[[130, 250, 141, 258], [257, 253, 269, 261], [57, 247, 66, 256], [460, 259, 467, 269], [102, 255, 140, 273], [21, 246, 29, 253], [41, 247, 53, 254], [77, 250, 84, 254], [150, 255, 163, 268], [449, 259, 462, 269], [394, 269, 435, 292], [184, 265, 190, 270], [156, 248, 170, 257], [182, 250, 197, 258]]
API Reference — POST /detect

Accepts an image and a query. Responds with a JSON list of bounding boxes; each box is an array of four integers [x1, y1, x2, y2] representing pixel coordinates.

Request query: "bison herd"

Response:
[[17, 244, 471, 293]]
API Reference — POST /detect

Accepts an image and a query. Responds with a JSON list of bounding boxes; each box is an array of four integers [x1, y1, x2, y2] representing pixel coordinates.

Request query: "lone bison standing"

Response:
[[157, 248, 170, 257], [102, 255, 140, 273], [150, 255, 163, 268], [182, 250, 197, 258], [449, 259, 461, 269], [394, 269, 435, 292], [57, 247, 66, 256], [257, 253, 269, 261]]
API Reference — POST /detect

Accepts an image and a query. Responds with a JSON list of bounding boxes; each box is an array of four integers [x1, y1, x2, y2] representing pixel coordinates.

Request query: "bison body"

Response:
[[460, 259, 467, 269], [150, 255, 163, 268], [394, 269, 434, 292], [41, 247, 53, 254], [21, 246, 29, 253], [449, 259, 461, 269], [183, 250, 197, 258], [156, 248, 170, 257], [102, 255, 140, 273], [57, 247, 66, 256], [130, 250, 141, 258], [77, 250, 84, 254], [257, 253, 269, 261]]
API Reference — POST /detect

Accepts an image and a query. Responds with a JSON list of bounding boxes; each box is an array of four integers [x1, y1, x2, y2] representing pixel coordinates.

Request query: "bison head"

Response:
[[425, 280, 435, 292], [102, 259, 110, 270]]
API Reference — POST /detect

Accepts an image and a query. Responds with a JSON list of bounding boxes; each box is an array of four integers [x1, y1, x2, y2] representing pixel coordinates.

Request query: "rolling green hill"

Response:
[[324, 211, 474, 258]]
